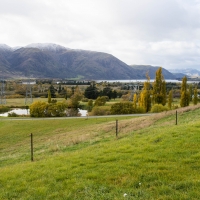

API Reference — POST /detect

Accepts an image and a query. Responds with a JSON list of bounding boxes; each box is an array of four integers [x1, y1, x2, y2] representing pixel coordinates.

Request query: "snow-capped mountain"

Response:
[[0, 43, 176, 79], [0, 43, 70, 52], [26, 43, 69, 52], [169, 68, 200, 77], [0, 44, 12, 51]]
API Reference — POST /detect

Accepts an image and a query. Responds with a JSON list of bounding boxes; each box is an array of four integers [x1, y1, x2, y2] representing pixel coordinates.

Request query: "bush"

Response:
[[51, 99, 57, 103], [82, 98, 89, 102], [30, 101, 48, 117], [94, 96, 107, 106], [151, 104, 169, 113], [30, 101, 67, 117], [110, 102, 135, 114], [0, 106, 10, 114], [6, 94, 24, 98], [135, 107, 146, 113], [90, 106, 110, 116], [8, 112, 19, 117]]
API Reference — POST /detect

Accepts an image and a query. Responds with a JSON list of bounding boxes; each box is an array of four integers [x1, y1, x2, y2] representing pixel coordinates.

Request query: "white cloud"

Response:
[[0, 0, 200, 70]]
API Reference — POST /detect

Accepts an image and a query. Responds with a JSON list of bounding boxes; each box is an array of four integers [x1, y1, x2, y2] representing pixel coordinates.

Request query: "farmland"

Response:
[[0, 104, 200, 199]]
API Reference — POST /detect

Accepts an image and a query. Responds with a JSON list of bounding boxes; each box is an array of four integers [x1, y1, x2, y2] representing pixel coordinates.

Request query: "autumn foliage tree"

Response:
[[152, 67, 166, 105], [168, 90, 173, 109], [193, 86, 198, 105], [180, 76, 190, 107], [138, 74, 151, 112], [133, 93, 137, 110]]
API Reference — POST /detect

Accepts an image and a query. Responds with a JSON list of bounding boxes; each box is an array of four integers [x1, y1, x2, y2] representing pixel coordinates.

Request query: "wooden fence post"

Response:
[[176, 110, 178, 125], [30, 133, 33, 161], [116, 120, 118, 138]]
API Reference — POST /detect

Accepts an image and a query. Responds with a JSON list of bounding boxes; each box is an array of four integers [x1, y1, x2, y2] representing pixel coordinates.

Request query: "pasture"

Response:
[[0, 105, 200, 199]]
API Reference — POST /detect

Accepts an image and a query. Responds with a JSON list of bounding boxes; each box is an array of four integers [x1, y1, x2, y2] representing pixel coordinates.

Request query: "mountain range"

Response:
[[0, 43, 187, 80], [169, 68, 200, 77]]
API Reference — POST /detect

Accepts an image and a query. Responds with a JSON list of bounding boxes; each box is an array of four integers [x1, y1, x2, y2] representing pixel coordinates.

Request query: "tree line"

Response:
[[28, 67, 199, 117]]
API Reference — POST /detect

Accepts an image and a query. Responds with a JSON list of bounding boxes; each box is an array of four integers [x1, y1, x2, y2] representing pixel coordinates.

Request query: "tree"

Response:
[[58, 84, 62, 93], [102, 86, 112, 99], [152, 67, 166, 105], [193, 86, 198, 105], [74, 85, 83, 101], [94, 96, 107, 106], [112, 90, 117, 100], [138, 73, 151, 112], [180, 76, 190, 107], [49, 85, 56, 98], [87, 99, 93, 112], [84, 84, 99, 99], [48, 89, 51, 103], [189, 84, 193, 101], [133, 93, 137, 109], [68, 94, 80, 109], [168, 90, 173, 109], [30, 101, 48, 117]]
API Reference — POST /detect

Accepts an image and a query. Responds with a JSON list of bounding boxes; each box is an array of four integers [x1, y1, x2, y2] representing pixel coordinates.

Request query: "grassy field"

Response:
[[5, 98, 65, 107], [1, 105, 200, 199]]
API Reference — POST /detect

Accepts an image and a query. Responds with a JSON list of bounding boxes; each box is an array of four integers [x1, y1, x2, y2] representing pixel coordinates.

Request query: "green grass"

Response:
[[5, 98, 65, 107], [1, 106, 200, 199]]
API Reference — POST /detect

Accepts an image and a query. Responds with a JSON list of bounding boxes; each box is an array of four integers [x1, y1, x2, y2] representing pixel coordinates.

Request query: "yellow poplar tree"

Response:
[[138, 73, 151, 112], [133, 93, 137, 110], [168, 90, 173, 109], [180, 76, 190, 107], [152, 67, 166, 106], [193, 86, 198, 105]]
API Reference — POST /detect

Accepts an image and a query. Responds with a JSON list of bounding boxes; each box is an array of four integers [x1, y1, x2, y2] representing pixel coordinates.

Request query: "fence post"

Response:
[[30, 133, 33, 161], [176, 110, 178, 125], [116, 120, 118, 138]]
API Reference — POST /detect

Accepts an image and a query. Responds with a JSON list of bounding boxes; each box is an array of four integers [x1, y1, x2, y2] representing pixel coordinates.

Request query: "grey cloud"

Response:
[[0, 0, 200, 70]]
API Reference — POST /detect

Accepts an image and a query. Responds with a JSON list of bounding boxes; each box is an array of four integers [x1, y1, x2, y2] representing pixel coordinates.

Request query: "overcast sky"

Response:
[[0, 0, 200, 70]]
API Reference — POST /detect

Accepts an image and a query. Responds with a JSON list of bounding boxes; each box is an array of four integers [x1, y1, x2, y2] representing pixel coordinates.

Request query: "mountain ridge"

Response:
[[0, 43, 178, 80]]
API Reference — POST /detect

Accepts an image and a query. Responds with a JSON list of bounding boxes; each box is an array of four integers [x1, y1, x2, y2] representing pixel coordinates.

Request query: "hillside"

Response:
[[0, 43, 176, 80], [130, 65, 176, 79], [1, 105, 200, 199]]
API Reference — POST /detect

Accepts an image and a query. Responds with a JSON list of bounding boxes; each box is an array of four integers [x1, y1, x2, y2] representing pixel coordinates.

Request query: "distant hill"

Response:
[[0, 43, 176, 80], [129, 65, 176, 79], [171, 73, 187, 79], [169, 68, 200, 78]]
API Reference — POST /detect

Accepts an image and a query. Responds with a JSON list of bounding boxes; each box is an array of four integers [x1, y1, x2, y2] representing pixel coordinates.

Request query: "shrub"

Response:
[[6, 94, 24, 98], [82, 98, 89, 102], [30, 101, 48, 117], [8, 112, 19, 117], [30, 101, 67, 117], [46, 102, 66, 117], [51, 99, 57, 103], [0, 106, 10, 114], [110, 102, 135, 114], [151, 104, 169, 113], [90, 106, 110, 116], [94, 96, 107, 106], [136, 106, 146, 113]]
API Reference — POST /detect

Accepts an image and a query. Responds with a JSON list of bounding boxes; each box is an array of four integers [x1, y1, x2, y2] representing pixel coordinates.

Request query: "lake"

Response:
[[0, 108, 88, 117], [96, 79, 200, 83], [96, 79, 182, 83]]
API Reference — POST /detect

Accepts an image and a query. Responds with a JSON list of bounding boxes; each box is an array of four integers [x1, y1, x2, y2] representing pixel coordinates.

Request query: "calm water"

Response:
[[96, 79, 182, 83], [0, 109, 87, 117], [96, 79, 199, 83], [0, 109, 29, 117]]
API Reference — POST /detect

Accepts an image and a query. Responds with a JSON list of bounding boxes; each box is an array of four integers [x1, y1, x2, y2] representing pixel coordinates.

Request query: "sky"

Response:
[[0, 0, 200, 70]]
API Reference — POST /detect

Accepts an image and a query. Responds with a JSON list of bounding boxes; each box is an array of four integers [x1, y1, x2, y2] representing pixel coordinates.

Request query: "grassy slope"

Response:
[[1, 106, 200, 199], [5, 98, 65, 107]]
